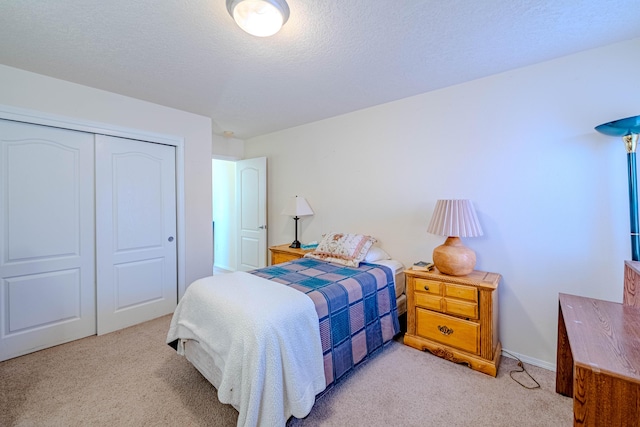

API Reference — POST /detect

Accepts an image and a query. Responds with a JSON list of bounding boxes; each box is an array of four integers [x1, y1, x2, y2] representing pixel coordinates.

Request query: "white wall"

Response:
[[245, 38, 640, 368], [0, 64, 214, 287], [212, 133, 244, 160]]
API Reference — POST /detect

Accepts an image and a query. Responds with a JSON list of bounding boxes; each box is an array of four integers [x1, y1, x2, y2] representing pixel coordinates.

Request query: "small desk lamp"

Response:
[[281, 196, 314, 248], [427, 199, 483, 276], [595, 115, 640, 261]]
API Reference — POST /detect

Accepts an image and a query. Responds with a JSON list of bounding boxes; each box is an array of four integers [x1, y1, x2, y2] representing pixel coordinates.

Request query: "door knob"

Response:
[[168, 236, 174, 242], [258, 225, 267, 229]]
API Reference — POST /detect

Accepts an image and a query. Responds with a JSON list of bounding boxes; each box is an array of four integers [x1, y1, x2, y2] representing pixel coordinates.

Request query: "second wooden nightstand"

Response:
[[404, 268, 501, 376], [268, 244, 313, 265]]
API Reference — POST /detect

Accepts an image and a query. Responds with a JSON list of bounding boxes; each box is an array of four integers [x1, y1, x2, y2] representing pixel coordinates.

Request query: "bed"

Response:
[[167, 234, 405, 427]]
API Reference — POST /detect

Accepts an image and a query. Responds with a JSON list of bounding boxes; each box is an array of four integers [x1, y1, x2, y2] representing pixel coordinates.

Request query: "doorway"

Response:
[[212, 158, 236, 272], [212, 156, 268, 272]]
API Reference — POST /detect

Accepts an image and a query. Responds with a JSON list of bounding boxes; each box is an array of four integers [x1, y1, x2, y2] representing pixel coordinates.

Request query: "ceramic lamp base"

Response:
[[432, 236, 476, 276]]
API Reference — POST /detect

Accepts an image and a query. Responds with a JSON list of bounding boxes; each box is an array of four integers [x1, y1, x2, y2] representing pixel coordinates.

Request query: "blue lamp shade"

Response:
[[595, 115, 640, 137]]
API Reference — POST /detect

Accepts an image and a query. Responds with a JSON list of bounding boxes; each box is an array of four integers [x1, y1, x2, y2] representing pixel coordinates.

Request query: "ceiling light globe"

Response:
[[227, 0, 289, 37]]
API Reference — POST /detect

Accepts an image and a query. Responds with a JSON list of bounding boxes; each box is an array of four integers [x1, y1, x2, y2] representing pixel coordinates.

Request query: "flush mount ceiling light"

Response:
[[226, 0, 290, 37]]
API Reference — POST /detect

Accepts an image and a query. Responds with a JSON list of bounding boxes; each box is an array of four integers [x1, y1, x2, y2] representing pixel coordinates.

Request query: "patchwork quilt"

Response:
[[250, 257, 400, 387]]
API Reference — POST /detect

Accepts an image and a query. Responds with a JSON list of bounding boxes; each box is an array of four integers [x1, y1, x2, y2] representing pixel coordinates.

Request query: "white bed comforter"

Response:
[[166, 272, 326, 427]]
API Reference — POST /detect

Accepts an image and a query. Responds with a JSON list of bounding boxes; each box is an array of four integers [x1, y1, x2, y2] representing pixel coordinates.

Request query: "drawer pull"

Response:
[[438, 325, 454, 336], [424, 285, 430, 291]]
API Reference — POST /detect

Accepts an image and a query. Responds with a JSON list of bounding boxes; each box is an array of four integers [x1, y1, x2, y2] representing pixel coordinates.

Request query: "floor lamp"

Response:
[[596, 115, 640, 261]]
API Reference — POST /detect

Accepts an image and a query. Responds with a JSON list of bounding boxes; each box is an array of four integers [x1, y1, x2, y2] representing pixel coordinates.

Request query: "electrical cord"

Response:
[[502, 350, 540, 389]]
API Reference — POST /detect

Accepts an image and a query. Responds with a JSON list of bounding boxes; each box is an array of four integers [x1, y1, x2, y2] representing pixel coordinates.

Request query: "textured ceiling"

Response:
[[1, 1, 640, 139]]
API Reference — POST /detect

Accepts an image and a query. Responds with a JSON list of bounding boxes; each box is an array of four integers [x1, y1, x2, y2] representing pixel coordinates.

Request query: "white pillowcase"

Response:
[[363, 246, 391, 263]]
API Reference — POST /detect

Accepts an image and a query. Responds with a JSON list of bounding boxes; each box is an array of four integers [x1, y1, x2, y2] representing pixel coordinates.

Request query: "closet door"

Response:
[[96, 135, 177, 334], [0, 120, 96, 361]]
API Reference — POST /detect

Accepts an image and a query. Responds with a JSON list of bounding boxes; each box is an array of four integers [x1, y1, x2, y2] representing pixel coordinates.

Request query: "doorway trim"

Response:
[[0, 104, 187, 299]]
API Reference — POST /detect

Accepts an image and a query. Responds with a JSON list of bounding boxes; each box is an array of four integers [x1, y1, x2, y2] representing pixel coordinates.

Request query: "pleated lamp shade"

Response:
[[427, 199, 483, 237], [427, 199, 483, 276]]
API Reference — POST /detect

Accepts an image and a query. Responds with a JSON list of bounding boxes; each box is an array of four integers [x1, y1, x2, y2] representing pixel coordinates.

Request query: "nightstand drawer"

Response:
[[444, 283, 477, 302], [415, 308, 479, 354], [444, 298, 478, 319], [269, 244, 311, 265], [415, 292, 442, 311], [414, 278, 442, 295], [272, 252, 301, 264]]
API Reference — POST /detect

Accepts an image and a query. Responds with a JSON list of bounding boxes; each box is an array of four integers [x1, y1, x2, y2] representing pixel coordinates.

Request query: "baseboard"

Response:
[[501, 348, 556, 372]]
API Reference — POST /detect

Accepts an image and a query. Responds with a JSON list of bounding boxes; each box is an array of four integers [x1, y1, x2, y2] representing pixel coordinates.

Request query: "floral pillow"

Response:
[[304, 232, 377, 267]]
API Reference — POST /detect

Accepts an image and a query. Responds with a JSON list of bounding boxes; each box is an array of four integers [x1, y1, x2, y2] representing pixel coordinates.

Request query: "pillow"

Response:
[[304, 232, 376, 267], [364, 246, 391, 263]]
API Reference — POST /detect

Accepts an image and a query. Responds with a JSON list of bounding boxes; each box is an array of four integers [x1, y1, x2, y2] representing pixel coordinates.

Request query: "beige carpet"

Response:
[[0, 315, 572, 426]]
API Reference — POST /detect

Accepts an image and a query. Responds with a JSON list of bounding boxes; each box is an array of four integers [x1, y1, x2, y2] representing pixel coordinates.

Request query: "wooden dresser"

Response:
[[556, 292, 640, 426], [404, 268, 501, 376], [624, 259, 640, 307], [268, 244, 312, 265]]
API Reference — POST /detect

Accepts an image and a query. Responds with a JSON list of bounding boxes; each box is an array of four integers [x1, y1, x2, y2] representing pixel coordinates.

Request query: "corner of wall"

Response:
[[212, 133, 244, 160]]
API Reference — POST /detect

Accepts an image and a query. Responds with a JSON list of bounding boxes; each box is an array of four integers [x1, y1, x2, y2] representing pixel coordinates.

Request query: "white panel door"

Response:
[[0, 119, 96, 361], [96, 135, 177, 334], [236, 157, 267, 271]]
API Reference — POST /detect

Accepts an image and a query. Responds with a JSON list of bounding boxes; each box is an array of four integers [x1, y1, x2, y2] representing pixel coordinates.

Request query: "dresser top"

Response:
[[559, 293, 640, 384], [405, 268, 500, 290]]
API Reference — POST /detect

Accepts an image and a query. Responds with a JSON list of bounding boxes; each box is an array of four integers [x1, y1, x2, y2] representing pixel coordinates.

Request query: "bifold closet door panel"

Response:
[[95, 135, 177, 335], [0, 119, 96, 361]]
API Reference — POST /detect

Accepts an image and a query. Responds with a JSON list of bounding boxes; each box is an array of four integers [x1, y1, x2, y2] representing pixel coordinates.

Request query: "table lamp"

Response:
[[427, 199, 483, 276], [281, 196, 314, 248]]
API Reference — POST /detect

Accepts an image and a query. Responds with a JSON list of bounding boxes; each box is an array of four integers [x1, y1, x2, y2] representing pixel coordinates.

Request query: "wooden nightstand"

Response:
[[268, 244, 313, 265], [404, 268, 501, 376]]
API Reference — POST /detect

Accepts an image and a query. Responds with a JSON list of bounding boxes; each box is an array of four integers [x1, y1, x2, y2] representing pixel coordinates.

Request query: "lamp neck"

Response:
[[443, 236, 464, 247], [624, 134, 638, 154]]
